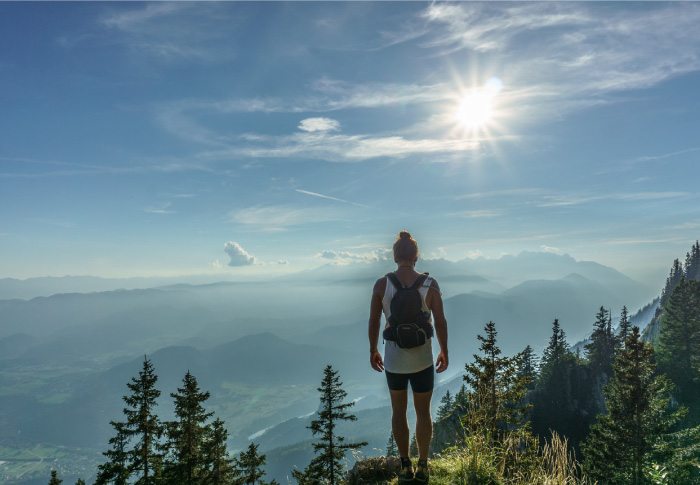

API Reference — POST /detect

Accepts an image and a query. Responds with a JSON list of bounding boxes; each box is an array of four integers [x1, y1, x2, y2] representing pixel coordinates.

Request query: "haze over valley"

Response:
[[0, 251, 665, 483]]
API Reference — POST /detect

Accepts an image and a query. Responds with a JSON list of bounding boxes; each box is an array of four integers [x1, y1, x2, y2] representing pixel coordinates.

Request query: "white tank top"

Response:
[[382, 274, 434, 374]]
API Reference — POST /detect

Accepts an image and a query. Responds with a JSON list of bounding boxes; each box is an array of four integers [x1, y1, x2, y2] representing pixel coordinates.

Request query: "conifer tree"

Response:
[[76, 480, 85, 485], [462, 321, 531, 445], [48, 470, 62, 485], [232, 442, 277, 485], [657, 278, 700, 425], [518, 345, 538, 391], [454, 383, 469, 411], [585, 307, 617, 382], [164, 371, 214, 484], [292, 365, 367, 484], [617, 306, 632, 349], [122, 356, 164, 485], [660, 258, 685, 310], [532, 319, 593, 448], [684, 240, 700, 281], [583, 327, 684, 484], [95, 421, 131, 485], [409, 433, 418, 458], [436, 390, 454, 421], [386, 432, 398, 457], [202, 418, 235, 485]]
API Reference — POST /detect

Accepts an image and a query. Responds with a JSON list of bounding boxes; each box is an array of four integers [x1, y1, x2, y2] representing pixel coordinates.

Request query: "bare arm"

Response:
[[368, 278, 385, 372], [428, 279, 449, 373]]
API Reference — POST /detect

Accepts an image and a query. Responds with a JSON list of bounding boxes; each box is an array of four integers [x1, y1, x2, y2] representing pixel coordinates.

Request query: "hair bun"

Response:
[[399, 231, 411, 240]]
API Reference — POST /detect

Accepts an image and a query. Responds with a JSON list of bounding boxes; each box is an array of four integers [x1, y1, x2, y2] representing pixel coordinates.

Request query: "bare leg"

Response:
[[413, 390, 433, 461], [389, 389, 410, 457]]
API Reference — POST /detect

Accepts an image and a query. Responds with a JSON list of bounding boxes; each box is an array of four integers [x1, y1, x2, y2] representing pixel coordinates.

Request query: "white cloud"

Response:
[[467, 250, 484, 259], [540, 245, 560, 253], [224, 241, 258, 266], [210, 259, 224, 269], [144, 202, 175, 214], [199, 132, 479, 163], [536, 191, 688, 208], [419, 3, 700, 118], [427, 247, 448, 260], [317, 249, 392, 265], [229, 205, 343, 231], [98, 3, 236, 64], [447, 210, 502, 219], [101, 4, 185, 31], [298, 118, 341, 132]]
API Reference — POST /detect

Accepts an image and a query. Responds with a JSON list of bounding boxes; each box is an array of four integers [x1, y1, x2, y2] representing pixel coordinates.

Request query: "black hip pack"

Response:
[[382, 272, 433, 349]]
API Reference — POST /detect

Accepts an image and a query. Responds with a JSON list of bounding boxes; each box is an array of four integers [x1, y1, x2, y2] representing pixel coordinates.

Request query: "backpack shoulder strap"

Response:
[[386, 273, 404, 289], [410, 273, 429, 290]]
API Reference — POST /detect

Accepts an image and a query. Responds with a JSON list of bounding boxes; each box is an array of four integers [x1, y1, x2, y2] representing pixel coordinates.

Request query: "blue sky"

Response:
[[1, 2, 699, 285]]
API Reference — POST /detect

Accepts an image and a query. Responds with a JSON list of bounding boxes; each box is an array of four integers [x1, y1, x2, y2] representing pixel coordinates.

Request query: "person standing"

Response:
[[368, 231, 449, 483]]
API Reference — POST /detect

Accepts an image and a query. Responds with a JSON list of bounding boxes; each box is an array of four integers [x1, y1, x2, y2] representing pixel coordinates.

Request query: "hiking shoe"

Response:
[[413, 464, 429, 483], [397, 463, 414, 483]]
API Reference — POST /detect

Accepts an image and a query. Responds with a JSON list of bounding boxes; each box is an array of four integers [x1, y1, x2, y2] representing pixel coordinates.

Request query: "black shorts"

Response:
[[385, 365, 434, 393]]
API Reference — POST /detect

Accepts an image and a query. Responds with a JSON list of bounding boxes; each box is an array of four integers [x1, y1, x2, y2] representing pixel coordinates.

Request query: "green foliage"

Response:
[[657, 278, 700, 425], [75, 480, 86, 485], [163, 371, 215, 484], [585, 307, 617, 379], [531, 319, 593, 449], [232, 442, 277, 485], [517, 345, 538, 391], [48, 470, 63, 485], [385, 433, 398, 458], [202, 418, 236, 485], [95, 421, 131, 485], [409, 433, 418, 458], [462, 321, 531, 446], [583, 327, 684, 484], [436, 390, 454, 421], [617, 306, 632, 349], [122, 356, 164, 485], [685, 241, 700, 281], [293, 365, 367, 484]]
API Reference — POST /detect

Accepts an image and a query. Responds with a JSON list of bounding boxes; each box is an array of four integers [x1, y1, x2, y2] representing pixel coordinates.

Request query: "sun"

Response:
[[453, 77, 503, 132], [456, 92, 494, 128]]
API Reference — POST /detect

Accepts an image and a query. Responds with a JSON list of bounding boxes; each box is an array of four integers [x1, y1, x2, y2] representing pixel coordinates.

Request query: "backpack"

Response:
[[382, 272, 434, 349]]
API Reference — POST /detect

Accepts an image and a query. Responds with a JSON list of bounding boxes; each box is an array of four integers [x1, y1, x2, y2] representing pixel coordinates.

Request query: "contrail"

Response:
[[295, 189, 370, 208]]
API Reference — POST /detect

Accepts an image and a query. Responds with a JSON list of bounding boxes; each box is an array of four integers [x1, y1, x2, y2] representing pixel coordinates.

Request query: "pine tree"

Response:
[[531, 319, 593, 449], [48, 470, 62, 485], [386, 433, 398, 457], [122, 356, 164, 485], [75, 480, 86, 485], [660, 258, 685, 311], [164, 371, 214, 484], [657, 278, 700, 425], [518, 345, 538, 391], [436, 390, 454, 421], [684, 241, 700, 281], [292, 365, 367, 484], [409, 433, 418, 457], [232, 442, 277, 485], [585, 307, 617, 382], [617, 306, 632, 349], [462, 321, 531, 445], [95, 420, 131, 485], [454, 383, 469, 411], [582, 327, 684, 484], [202, 418, 235, 485]]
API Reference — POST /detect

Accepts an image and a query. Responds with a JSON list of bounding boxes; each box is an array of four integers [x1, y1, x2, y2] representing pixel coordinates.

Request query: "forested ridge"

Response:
[[47, 242, 700, 484]]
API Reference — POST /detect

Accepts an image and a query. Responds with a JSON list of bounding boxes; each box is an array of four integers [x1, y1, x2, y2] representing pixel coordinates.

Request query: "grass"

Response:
[[346, 431, 592, 485]]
